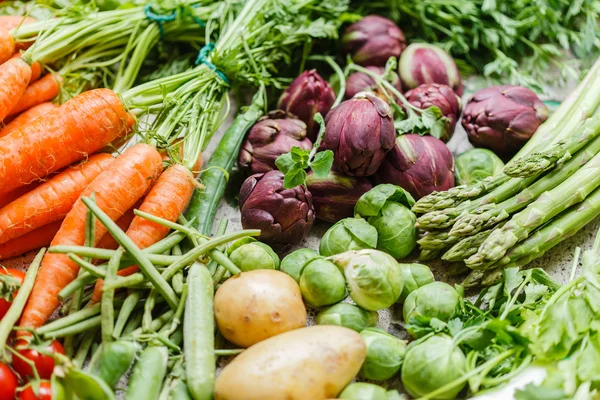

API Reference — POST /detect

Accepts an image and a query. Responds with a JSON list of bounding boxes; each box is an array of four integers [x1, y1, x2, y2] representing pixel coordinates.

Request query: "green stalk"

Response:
[[81, 197, 179, 310], [417, 230, 457, 250], [44, 316, 102, 339], [451, 134, 600, 237], [505, 113, 600, 177], [0, 249, 44, 355], [443, 223, 506, 262], [101, 248, 123, 343], [113, 291, 141, 339], [467, 151, 600, 269]]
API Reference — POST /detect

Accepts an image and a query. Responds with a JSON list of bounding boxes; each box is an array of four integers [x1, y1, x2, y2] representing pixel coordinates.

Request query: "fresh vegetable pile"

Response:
[[1, 2, 600, 400]]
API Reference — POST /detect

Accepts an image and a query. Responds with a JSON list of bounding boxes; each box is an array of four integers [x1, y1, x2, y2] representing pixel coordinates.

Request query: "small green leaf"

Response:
[[310, 150, 334, 178], [283, 168, 307, 189], [421, 106, 443, 128], [290, 146, 310, 166], [275, 153, 298, 174]]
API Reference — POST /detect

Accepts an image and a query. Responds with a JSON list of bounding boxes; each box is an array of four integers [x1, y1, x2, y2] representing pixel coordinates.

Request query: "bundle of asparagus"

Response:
[[413, 57, 600, 287]]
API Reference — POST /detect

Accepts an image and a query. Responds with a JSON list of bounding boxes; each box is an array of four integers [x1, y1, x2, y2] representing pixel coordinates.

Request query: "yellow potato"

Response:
[[215, 325, 366, 400], [214, 269, 307, 347]]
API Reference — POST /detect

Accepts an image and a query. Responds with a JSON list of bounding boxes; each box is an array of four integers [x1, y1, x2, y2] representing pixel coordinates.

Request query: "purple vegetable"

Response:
[[342, 15, 407, 66], [305, 171, 373, 223], [345, 66, 402, 100], [376, 134, 455, 199], [239, 170, 315, 245], [399, 43, 463, 96], [404, 83, 462, 143], [321, 92, 396, 177], [462, 85, 549, 156], [278, 70, 336, 141], [238, 111, 312, 174]]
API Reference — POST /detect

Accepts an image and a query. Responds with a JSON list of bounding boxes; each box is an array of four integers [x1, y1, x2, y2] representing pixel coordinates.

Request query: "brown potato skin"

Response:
[[215, 325, 367, 400], [214, 269, 307, 347]]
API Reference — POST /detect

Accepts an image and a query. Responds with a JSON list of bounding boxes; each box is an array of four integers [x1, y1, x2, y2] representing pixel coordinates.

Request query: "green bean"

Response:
[[113, 291, 140, 339], [0, 249, 44, 354], [134, 210, 208, 239], [59, 274, 97, 300], [103, 230, 258, 290], [184, 262, 215, 400], [44, 315, 102, 339], [82, 197, 180, 310], [37, 303, 103, 335], [172, 245, 185, 295], [143, 289, 158, 333], [101, 248, 123, 343], [60, 290, 93, 315], [160, 285, 188, 338], [145, 230, 187, 253], [123, 310, 144, 337], [125, 346, 169, 400], [215, 349, 244, 356], [52, 246, 179, 265], [68, 254, 108, 278], [126, 310, 175, 338], [74, 328, 99, 367]]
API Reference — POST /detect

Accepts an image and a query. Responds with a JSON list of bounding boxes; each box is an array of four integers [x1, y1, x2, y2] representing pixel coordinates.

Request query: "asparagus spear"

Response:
[[451, 134, 600, 237], [414, 57, 600, 215], [504, 113, 600, 177], [417, 230, 457, 250], [467, 157, 600, 269], [443, 222, 506, 262]]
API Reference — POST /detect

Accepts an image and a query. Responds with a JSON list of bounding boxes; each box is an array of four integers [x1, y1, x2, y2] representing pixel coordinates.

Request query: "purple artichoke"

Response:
[[345, 66, 402, 100], [321, 92, 396, 177], [462, 85, 549, 157], [342, 15, 407, 67], [305, 171, 373, 223], [278, 70, 336, 141], [376, 134, 455, 199], [238, 111, 312, 174], [239, 170, 315, 245], [399, 43, 463, 96], [404, 83, 462, 143]]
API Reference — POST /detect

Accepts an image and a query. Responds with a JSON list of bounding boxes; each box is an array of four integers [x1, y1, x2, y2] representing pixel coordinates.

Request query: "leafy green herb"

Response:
[[275, 113, 334, 188]]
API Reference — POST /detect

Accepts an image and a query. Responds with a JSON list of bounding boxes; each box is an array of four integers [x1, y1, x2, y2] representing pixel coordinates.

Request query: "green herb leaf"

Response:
[[275, 153, 298, 174], [290, 146, 310, 166], [282, 168, 307, 189], [310, 150, 334, 178]]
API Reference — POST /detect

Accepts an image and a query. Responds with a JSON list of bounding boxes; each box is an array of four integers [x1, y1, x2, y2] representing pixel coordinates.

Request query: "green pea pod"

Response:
[[126, 346, 169, 400], [88, 341, 139, 389], [52, 374, 72, 400], [170, 380, 193, 400], [63, 367, 116, 400], [184, 262, 215, 400]]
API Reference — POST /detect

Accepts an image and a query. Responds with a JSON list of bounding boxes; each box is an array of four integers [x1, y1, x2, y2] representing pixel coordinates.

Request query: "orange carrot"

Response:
[[0, 102, 57, 138], [96, 205, 137, 250], [11, 53, 41, 82], [0, 220, 62, 261], [0, 181, 42, 209], [8, 73, 60, 117], [0, 88, 130, 195], [90, 164, 195, 303], [0, 57, 31, 121], [1, 16, 36, 52], [0, 30, 15, 65], [0, 153, 115, 245], [19, 144, 163, 330]]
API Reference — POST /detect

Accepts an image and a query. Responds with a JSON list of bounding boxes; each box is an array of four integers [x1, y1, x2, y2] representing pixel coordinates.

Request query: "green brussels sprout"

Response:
[[331, 249, 404, 310], [227, 238, 280, 272], [403, 282, 459, 323], [339, 383, 403, 400], [316, 303, 378, 332], [280, 249, 347, 307], [280, 248, 321, 282], [401, 334, 467, 399], [454, 148, 504, 186], [299, 258, 347, 307], [355, 184, 417, 259], [319, 217, 377, 257], [359, 327, 407, 381], [398, 263, 435, 303]]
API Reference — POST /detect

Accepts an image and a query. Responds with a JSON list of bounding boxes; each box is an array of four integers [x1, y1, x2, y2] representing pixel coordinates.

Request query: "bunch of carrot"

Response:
[[0, 16, 61, 126]]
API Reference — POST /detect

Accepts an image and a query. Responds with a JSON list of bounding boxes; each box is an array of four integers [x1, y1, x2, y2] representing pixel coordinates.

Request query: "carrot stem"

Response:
[[81, 197, 179, 310], [0, 249, 44, 356]]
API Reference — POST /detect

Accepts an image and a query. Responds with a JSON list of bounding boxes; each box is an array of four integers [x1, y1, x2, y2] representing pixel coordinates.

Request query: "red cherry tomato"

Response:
[[0, 268, 26, 319], [12, 340, 65, 380], [0, 362, 18, 399], [17, 381, 53, 400]]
